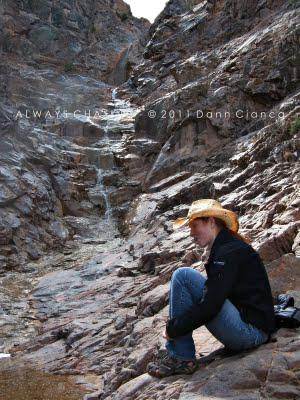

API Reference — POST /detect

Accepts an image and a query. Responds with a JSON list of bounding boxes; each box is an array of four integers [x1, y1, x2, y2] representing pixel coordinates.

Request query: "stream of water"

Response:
[[0, 87, 139, 399], [0, 358, 86, 400]]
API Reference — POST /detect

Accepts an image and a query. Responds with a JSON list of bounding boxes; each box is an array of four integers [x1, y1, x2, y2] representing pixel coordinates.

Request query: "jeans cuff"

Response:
[[166, 345, 196, 361]]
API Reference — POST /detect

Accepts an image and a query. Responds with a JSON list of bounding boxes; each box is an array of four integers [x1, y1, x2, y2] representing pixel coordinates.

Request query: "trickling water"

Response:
[[92, 87, 136, 229], [110, 88, 132, 113], [95, 100, 113, 229], [0, 87, 140, 400], [112, 87, 118, 101], [96, 168, 112, 223], [0, 359, 86, 400]]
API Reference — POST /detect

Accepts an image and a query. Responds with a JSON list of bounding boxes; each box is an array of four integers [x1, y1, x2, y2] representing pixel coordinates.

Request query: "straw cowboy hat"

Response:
[[173, 199, 239, 233]]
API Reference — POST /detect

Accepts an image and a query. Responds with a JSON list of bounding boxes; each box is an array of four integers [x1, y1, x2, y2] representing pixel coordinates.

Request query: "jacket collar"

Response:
[[208, 227, 234, 261]]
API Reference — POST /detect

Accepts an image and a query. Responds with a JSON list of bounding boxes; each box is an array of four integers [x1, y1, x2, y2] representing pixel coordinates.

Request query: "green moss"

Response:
[[288, 0, 300, 8], [289, 118, 300, 136], [52, 7, 64, 27], [117, 11, 129, 21], [64, 63, 74, 73], [184, 0, 196, 10]]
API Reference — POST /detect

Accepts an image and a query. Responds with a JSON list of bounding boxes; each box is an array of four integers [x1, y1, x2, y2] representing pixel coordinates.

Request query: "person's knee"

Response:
[[171, 266, 189, 283], [172, 266, 205, 285]]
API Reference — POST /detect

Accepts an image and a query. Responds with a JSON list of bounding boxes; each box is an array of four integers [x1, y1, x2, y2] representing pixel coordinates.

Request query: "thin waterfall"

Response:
[[97, 116, 112, 225], [96, 168, 112, 223], [95, 90, 116, 230], [112, 88, 118, 101], [92, 87, 138, 236]]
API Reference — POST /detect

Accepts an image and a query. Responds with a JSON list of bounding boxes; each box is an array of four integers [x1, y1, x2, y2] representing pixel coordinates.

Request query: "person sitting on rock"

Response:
[[147, 199, 275, 378]]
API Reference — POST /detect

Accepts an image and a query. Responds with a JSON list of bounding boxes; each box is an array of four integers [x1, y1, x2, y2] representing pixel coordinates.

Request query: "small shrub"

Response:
[[184, 0, 196, 11], [289, 0, 300, 5], [117, 11, 129, 21], [64, 63, 74, 73], [52, 7, 64, 27], [28, 0, 34, 10], [289, 118, 300, 135]]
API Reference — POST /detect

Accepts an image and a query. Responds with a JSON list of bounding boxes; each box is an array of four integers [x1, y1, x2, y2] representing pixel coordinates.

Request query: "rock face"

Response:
[[0, 0, 150, 270], [0, 0, 150, 82], [0, 1, 300, 400]]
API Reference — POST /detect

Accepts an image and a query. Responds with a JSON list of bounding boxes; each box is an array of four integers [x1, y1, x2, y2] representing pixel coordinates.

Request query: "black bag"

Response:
[[274, 294, 300, 329]]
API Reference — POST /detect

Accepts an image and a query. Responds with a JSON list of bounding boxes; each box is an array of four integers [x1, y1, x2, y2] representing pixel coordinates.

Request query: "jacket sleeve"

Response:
[[166, 250, 240, 339]]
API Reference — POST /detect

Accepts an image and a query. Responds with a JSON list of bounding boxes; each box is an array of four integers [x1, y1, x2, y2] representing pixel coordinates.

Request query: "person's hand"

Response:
[[162, 328, 173, 341]]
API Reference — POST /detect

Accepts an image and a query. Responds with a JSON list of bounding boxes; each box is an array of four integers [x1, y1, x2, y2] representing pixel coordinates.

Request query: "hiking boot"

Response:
[[147, 351, 198, 378]]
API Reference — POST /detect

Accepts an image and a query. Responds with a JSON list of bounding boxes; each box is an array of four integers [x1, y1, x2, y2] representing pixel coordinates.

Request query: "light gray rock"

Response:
[[1, 1, 300, 400]]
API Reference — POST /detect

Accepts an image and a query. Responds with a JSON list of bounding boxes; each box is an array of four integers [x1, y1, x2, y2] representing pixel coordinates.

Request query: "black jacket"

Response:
[[166, 228, 276, 339]]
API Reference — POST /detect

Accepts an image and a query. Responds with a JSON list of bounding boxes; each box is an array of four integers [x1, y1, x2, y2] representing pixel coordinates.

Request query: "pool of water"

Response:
[[0, 358, 86, 400]]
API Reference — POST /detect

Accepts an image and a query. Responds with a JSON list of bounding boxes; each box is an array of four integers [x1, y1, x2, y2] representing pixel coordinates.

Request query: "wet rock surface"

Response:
[[1, 0, 300, 399], [0, 65, 143, 269], [0, 0, 149, 83]]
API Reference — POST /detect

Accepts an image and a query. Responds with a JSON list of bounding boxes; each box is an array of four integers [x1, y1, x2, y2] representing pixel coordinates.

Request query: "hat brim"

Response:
[[172, 217, 189, 230]]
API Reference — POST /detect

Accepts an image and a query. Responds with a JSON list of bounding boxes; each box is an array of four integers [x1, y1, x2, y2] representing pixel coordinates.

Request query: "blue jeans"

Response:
[[166, 267, 269, 360]]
